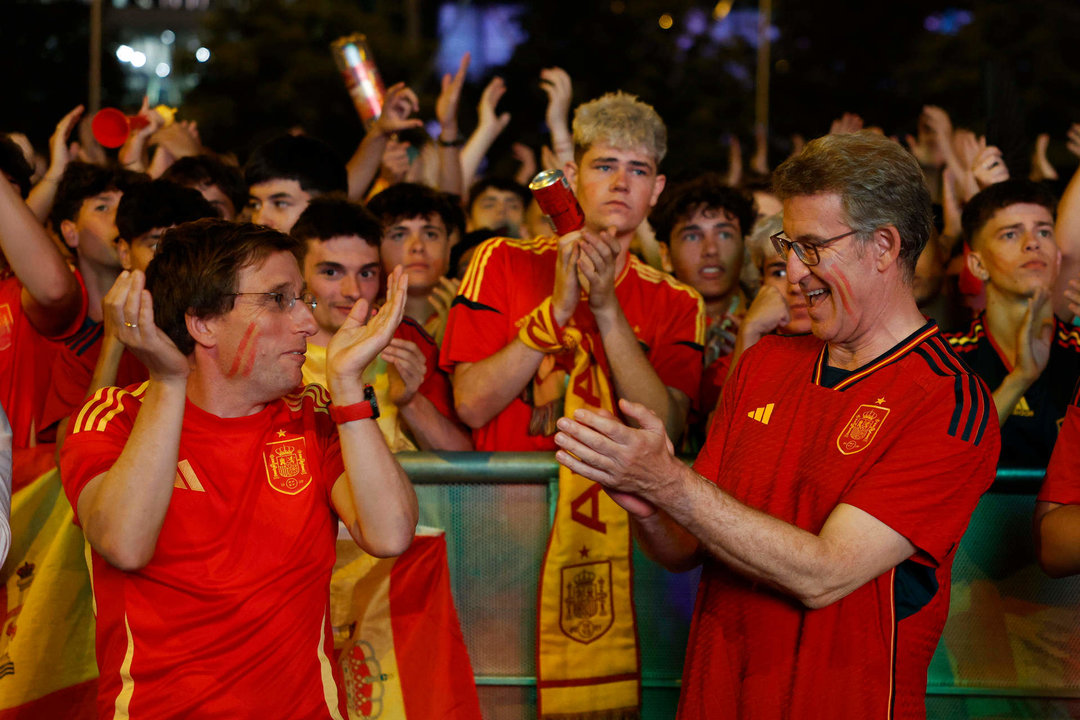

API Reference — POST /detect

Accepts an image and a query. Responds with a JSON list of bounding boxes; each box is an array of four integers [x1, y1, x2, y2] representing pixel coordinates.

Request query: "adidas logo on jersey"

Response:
[[173, 459, 206, 492], [748, 403, 775, 425], [1012, 396, 1034, 418]]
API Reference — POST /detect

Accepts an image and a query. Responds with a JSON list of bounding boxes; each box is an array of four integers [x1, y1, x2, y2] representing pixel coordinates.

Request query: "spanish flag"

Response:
[[331, 528, 482, 719]]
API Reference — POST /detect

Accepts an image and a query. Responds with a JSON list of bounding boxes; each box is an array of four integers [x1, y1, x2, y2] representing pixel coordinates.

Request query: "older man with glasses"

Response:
[[59, 218, 417, 719], [553, 131, 1000, 720]]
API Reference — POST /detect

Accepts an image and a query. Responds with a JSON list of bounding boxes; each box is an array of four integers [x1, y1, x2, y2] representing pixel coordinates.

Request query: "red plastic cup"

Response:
[[91, 108, 149, 149]]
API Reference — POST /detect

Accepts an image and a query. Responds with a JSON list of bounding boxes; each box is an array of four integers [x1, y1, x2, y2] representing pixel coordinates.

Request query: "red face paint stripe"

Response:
[[226, 322, 257, 377], [832, 270, 855, 315]]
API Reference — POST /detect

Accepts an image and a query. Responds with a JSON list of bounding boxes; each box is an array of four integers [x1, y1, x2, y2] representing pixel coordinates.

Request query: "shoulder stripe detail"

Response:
[[1056, 320, 1080, 350], [450, 295, 500, 313], [943, 317, 984, 348], [285, 384, 331, 413], [911, 336, 992, 446], [675, 340, 705, 353], [72, 382, 146, 434], [460, 236, 556, 301], [66, 319, 103, 356]]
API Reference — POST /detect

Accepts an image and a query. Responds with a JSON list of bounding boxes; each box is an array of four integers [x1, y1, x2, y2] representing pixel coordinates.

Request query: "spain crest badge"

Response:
[[262, 436, 313, 495], [836, 403, 891, 455], [559, 560, 614, 644]]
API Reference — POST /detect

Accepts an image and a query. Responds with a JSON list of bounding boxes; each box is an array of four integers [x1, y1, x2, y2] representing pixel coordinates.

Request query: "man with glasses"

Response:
[[553, 132, 999, 719], [59, 219, 417, 718]]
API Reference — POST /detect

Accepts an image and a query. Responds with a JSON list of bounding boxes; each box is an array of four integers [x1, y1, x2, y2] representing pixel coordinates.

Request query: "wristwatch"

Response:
[[328, 385, 380, 423]]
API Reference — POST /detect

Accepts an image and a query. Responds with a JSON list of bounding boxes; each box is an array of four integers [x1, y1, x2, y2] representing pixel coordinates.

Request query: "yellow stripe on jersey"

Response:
[[461, 236, 558, 301], [80, 387, 119, 434], [626, 256, 707, 344], [1059, 323, 1080, 349], [73, 386, 114, 434], [318, 609, 346, 720], [113, 614, 135, 719]]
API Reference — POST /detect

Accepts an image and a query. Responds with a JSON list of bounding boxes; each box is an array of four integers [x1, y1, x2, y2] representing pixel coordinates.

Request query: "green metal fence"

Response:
[[400, 455, 1079, 720]]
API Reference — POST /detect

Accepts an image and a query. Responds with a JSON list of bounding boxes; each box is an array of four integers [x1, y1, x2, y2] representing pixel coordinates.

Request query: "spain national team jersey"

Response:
[[1037, 378, 1080, 505], [682, 322, 999, 720], [60, 383, 348, 720], [0, 273, 86, 449], [441, 236, 706, 450], [946, 313, 1080, 467]]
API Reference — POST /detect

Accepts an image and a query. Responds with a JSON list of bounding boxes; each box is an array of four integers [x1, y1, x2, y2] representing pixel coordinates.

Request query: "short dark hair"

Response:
[[467, 177, 530, 213], [145, 219, 302, 355], [244, 135, 347, 196], [162, 155, 248, 217], [116, 180, 217, 242], [291, 196, 383, 262], [49, 162, 147, 233], [650, 174, 756, 245], [0, 135, 33, 198], [367, 183, 464, 238], [962, 179, 1058, 248], [772, 131, 931, 282]]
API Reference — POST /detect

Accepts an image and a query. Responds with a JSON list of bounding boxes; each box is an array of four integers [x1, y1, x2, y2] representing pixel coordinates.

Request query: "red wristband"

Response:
[[328, 385, 380, 423]]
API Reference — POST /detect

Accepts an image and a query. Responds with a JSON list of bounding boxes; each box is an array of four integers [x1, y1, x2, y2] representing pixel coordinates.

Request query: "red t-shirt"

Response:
[[61, 383, 348, 720], [441, 236, 705, 451], [1037, 379, 1080, 505], [681, 323, 999, 720], [0, 273, 85, 449]]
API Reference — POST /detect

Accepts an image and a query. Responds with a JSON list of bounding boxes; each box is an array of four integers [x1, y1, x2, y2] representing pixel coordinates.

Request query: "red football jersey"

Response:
[[681, 323, 999, 720], [0, 274, 85, 449], [442, 236, 705, 450], [1037, 379, 1080, 505], [61, 383, 348, 720]]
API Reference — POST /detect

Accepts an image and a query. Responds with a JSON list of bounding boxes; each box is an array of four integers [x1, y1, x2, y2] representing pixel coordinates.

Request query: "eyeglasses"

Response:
[[229, 291, 317, 312], [770, 229, 859, 267]]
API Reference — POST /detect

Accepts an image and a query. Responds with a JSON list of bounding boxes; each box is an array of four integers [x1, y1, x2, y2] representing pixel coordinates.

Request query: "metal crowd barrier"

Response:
[[397, 455, 1076, 720]]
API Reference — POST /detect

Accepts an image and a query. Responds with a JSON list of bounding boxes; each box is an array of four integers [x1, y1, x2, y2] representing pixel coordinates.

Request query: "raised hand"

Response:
[[512, 143, 538, 187], [1067, 123, 1080, 159], [1030, 133, 1058, 182], [577, 227, 621, 314], [829, 112, 863, 135], [326, 266, 409, 399], [476, 76, 511, 136], [1014, 288, 1054, 384], [435, 52, 470, 142], [382, 338, 427, 407], [371, 82, 423, 138], [104, 270, 189, 381], [552, 231, 582, 326], [973, 144, 1009, 190], [741, 284, 790, 339], [45, 105, 84, 180]]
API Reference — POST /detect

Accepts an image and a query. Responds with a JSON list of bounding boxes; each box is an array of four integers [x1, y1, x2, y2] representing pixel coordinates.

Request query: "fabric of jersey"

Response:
[[40, 304, 148, 435], [0, 273, 86, 449], [303, 317, 456, 451], [1037, 378, 1080, 505], [441, 235, 705, 451], [681, 322, 999, 720], [60, 383, 348, 720], [946, 313, 1080, 467]]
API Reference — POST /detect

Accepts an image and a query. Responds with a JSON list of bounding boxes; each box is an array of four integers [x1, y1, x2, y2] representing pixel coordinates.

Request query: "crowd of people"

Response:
[[1, 54, 1079, 718]]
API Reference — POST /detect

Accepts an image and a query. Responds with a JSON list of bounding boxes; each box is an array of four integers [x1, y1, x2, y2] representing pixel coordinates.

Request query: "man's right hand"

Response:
[[106, 270, 189, 382], [552, 231, 582, 326], [370, 82, 422, 139], [1014, 288, 1054, 385]]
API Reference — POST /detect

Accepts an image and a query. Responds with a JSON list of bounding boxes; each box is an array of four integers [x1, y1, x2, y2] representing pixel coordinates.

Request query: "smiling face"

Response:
[[567, 144, 665, 238], [969, 202, 1059, 300], [667, 204, 744, 304], [781, 193, 887, 350], [249, 179, 311, 233], [379, 214, 449, 295], [759, 245, 811, 335], [203, 250, 317, 404], [302, 235, 381, 345]]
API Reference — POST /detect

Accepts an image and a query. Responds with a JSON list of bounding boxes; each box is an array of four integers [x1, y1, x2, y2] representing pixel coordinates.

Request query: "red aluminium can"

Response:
[[528, 169, 585, 236]]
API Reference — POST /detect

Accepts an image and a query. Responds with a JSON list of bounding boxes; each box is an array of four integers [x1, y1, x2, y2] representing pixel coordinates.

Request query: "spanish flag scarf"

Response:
[[519, 297, 641, 719]]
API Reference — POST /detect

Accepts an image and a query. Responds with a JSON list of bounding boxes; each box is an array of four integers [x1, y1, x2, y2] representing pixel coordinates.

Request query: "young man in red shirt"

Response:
[[555, 132, 999, 720], [60, 219, 417, 719]]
